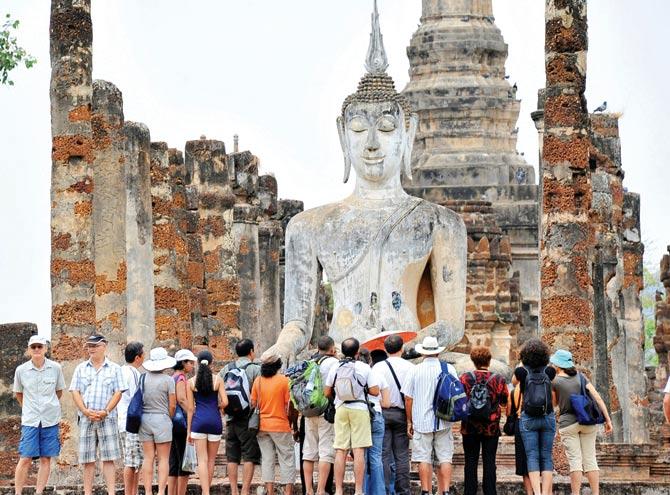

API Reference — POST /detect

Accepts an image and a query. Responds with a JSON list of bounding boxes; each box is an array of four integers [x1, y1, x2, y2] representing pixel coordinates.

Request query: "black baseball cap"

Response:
[[86, 334, 108, 345]]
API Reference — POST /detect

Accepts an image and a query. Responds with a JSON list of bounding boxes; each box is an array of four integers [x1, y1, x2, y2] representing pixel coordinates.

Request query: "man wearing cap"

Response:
[[13, 335, 66, 495], [69, 334, 127, 495], [118, 341, 144, 495], [402, 336, 458, 495]]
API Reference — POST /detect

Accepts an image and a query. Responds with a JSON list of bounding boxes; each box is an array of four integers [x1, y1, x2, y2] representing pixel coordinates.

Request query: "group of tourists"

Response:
[[11, 330, 631, 495]]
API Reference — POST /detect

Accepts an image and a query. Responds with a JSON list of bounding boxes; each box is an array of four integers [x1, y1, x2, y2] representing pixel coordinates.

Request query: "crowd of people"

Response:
[[12, 330, 646, 495]]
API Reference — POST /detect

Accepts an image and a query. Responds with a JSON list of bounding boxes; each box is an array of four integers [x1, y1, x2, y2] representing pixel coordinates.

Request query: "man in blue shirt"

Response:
[[13, 334, 66, 495]]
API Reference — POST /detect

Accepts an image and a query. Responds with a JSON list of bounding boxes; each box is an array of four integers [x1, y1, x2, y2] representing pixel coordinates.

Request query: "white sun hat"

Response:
[[415, 336, 446, 356], [174, 349, 197, 363], [143, 347, 177, 372]]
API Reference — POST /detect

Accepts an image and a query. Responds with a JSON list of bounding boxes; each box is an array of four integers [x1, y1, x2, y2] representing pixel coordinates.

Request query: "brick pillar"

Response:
[[185, 139, 237, 361], [91, 80, 127, 345], [151, 143, 190, 347], [49, 0, 95, 470], [653, 248, 670, 446], [540, 0, 595, 370], [124, 123, 155, 349], [234, 205, 262, 348], [258, 220, 283, 352]]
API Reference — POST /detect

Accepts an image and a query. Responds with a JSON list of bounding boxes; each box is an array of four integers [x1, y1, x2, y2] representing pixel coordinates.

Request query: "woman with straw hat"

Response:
[[140, 347, 177, 495]]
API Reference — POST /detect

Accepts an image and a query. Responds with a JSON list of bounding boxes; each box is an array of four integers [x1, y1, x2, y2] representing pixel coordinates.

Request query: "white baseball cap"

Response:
[[174, 349, 197, 362], [28, 335, 49, 347]]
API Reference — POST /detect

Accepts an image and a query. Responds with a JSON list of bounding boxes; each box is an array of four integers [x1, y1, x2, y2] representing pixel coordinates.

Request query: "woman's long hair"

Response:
[[195, 350, 214, 394], [562, 367, 578, 377], [260, 358, 282, 378]]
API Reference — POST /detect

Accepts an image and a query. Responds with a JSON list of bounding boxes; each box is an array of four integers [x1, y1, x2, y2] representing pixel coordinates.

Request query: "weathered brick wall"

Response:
[[444, 201, 522, 365], [653, 247, 670, 447]]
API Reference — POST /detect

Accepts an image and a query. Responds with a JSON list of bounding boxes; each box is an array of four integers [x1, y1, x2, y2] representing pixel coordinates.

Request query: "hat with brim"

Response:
[[86, 334, 108, 345], [415, 336, 446, 356], [144, 347, 177, 371], [28, 335, 49, 347], [550, 349, 574, 369], [174, 349, 197, 363]]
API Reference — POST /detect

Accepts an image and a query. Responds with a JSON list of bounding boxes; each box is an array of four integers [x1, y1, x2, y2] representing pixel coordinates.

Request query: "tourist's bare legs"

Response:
[[14, 457, 32, 494], [523, 475, 533, 495], [316, 461, 332, 494], [352, 447, 365, 494], [438, 462, 452, 493], [195, 439, 211, 495], [126, 466, 140, 495], [569, 470, 583, 494], [242, 461, 255, 495], [206, 441, 220, 488], [303, 460, 315, 495], [527, 471, 541, 495], [102, 460, 116, 495], [228, 462, 240, 495], [540, 470, 553, 495], [586, 470, 600, 495], [156, 442, 172, 495], [143, 441, 156, 495], [285, 482, 294, 495], [334, 449, 346, 495], [36, 457, 51, 493], [265, 482, 275, 495], [83, 462, 96, 495], [418, 462, 432, 491]]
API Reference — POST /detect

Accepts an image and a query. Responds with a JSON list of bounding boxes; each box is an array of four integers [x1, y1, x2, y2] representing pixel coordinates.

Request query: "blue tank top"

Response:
[[191, 389, 223, 435]]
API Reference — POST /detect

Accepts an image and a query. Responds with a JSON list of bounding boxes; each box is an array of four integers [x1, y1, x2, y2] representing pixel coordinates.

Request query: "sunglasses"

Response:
[[30, 344, 44, 350]]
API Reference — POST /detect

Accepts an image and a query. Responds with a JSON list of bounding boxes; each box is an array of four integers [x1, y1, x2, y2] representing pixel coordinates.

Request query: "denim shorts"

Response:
[[519, 412, 556, 473], [19, 424, 61, 458]]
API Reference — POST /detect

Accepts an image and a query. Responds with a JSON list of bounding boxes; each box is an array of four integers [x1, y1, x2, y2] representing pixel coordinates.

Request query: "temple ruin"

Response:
[[0, 0, 669, 490]]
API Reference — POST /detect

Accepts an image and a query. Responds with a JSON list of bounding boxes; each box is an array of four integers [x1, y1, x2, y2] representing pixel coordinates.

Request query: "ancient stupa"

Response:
[[402, 0, 539, 325]]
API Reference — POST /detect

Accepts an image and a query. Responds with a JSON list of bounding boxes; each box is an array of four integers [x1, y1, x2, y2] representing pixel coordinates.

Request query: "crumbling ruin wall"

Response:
[[446, 201, 521, 365], [653, 248, 670, 447]]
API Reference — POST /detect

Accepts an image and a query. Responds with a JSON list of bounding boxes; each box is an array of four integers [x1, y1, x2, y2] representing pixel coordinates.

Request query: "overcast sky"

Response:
[[1, 0, 667, 335]]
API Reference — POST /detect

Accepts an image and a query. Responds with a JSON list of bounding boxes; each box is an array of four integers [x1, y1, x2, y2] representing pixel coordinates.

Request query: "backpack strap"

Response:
[[384, 360, 404, 403], [138, 373, 146, 393]]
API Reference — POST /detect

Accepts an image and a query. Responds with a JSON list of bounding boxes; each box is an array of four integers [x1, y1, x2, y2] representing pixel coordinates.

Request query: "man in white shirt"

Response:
[[324, 338, 380, 495], [377, 334, 414, 495], [302, 336, 339, 495], [402, 336, 458, 495], [13, 335, 66, 495], [118, 342, 144, 495]]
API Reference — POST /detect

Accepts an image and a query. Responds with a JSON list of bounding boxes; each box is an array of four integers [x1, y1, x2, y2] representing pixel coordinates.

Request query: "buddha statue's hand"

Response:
[[265, 320, 307, 368]]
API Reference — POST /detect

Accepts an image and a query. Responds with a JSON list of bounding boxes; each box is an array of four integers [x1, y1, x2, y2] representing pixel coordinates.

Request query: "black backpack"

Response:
[[522, 366, 552, 417], [467, 372, 496, 421]]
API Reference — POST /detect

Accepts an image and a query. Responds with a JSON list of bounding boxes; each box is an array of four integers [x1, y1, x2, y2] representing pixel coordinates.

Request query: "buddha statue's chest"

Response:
[[315, 207, 434, 284]]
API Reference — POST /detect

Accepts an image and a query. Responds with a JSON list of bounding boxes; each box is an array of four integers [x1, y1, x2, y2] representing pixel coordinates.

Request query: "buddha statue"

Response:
[[266, 1, 467, 362]]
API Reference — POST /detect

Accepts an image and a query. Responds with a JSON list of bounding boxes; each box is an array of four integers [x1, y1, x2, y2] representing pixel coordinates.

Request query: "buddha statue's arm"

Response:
[[265, 216, 319, 363], [415, 215, 467, 350]]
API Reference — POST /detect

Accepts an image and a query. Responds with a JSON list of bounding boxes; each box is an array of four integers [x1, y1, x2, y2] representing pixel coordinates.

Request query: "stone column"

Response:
[[540, 0, 595, 371], [653, 247, 670, 446], [621, 192, 648, 443], [233, 205, 262, 349], [49, 0, 95, 470], [185, 139, 237, 361], [124, 123, 156, 349], [258, 221, 283, 352], [91, 80, 127, 343], [151, 143, 190, 347]]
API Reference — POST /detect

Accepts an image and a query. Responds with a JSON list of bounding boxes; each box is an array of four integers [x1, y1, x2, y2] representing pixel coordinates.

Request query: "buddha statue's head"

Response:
[[338, 1, 418, 185]]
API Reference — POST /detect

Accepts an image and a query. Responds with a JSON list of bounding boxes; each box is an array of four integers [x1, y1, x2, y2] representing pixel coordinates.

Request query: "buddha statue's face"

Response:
[[338, 101, 414, 185]]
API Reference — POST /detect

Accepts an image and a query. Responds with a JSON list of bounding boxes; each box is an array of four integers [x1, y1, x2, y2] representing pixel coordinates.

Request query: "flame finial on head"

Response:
[[365, 0, 388, 75]]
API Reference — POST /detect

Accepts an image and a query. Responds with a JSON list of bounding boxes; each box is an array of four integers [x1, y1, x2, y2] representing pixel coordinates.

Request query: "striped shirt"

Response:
[[69, 358, 127, 418], [401, 357, 457, 433]]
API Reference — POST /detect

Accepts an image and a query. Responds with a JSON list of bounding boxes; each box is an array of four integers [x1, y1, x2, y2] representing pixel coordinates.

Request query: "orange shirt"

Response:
[[250, 374, 291, 433]]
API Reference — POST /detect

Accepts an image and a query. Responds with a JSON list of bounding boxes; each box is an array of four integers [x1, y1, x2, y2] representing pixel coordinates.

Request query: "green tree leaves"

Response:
[[1, 14, 37, 86]]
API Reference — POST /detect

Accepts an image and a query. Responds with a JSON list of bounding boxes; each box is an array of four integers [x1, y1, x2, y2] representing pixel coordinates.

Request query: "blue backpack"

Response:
[[433, 361, 469, 425], [125, 374, 146, 434]]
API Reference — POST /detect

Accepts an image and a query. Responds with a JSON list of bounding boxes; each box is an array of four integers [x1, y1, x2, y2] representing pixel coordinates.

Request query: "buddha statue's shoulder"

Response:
[[412, 199, 466, 233], [285, 202, 348, 233]]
